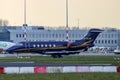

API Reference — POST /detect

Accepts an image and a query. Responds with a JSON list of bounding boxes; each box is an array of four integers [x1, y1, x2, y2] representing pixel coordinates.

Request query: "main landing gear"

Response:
[[51, 54, 63, 58]]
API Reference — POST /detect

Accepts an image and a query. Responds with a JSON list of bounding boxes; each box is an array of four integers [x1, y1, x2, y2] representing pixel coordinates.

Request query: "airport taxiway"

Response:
[[0, 62, 112, 67]]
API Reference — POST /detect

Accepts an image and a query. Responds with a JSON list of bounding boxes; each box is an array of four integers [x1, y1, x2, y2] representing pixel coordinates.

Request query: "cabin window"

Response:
[[45, 44, 47, 47], [41, 44, 43, 47], [37, 44, 40, 47], [53, 44, 56, 47], [33, 44, 36, 47], [49, 44, 52, 47]]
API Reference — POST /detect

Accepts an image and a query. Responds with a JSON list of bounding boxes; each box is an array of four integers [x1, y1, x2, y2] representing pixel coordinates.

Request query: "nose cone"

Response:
[[0, 41, 16, 50]]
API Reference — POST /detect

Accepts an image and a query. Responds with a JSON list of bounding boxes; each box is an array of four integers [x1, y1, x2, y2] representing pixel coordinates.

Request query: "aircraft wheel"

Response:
[[51, 54, 57, 58], [58, 54, 63, 58], [1, 51, 7, 54]]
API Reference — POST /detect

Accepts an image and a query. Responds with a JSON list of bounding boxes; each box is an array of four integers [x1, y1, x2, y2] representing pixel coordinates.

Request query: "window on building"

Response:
[[102, 40, 104, 44], [23, 34, 24, 37], [79, 34, 81, 38], [56, 34, 58, 38], [59, 34, 61, 38], [108, 34, 110, 38], [29, 34, 31, 38], [32, 34, 34, 38], [115, 40, 117, 44], [111, 34, 114, 38], [98, 40, 100, 44], [16, 34, 18, 38], [105, 40, 107, 44], [102, 34, 104, 38], [72, 34, 74, 38], [76, 34, 77, 38], [36, 34, 38, 38], [105, 34, 107, 38], [63, 34, 65, 38], [49, 34, 51, 38], [42, 34, 44, 38], [114, 34, 117, 37], [52, 34, 55, 38], [19, 34, 21, 38], [39, 34, 41, 38], [111, 40, 113, 44], [46, 34, 48, 38], [98, 35, 101, 38], [108, 40, 110, 44]]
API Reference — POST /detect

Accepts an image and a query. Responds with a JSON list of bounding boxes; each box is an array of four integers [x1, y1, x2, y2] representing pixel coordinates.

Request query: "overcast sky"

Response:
[[0, 0, 120, 28]]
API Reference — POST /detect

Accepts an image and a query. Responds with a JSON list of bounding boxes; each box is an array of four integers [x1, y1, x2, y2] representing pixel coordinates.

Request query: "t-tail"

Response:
[[83, 28, 103, 48]]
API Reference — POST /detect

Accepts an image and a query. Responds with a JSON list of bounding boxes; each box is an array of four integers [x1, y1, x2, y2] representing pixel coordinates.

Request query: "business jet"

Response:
[[0, 28, 103, 58]]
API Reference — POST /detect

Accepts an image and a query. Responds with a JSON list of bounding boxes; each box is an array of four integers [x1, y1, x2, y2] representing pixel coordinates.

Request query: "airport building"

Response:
[[0, 26, 120, 49]]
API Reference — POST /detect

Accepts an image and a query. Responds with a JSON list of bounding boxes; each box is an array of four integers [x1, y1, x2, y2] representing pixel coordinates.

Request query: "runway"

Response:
[[0, 53, 117, 67], [0, 62, 112, 67]]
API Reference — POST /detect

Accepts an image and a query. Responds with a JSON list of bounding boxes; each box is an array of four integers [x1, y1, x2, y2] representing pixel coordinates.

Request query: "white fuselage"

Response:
[[0, 41, 16, 51]]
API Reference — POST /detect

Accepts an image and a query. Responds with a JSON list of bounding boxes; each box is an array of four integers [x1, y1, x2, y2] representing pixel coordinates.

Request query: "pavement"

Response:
[[0, 62, 112, 67]]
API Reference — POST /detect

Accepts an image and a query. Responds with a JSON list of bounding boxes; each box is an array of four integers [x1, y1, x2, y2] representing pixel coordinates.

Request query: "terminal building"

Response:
[[0, 26, 120, 49]]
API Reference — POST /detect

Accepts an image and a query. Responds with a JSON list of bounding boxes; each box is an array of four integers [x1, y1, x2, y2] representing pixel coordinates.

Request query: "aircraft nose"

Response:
[[0, 48, 3, 53]]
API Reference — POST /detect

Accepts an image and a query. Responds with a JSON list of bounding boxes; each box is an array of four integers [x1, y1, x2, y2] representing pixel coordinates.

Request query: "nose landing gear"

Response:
[[51, 54, 63, 58]]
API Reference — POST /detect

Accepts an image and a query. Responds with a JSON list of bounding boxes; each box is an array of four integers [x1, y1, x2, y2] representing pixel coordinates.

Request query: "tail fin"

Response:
[[84, 28, 103, 43]]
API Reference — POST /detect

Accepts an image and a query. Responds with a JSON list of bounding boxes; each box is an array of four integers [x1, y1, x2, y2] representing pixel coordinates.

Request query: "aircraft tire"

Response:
[[58, 54, 63, 58], [51, 54, 57, 58]]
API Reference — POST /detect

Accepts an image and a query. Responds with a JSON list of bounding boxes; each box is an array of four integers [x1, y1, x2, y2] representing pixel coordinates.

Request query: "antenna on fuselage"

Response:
[[66, 0, 70, 47]]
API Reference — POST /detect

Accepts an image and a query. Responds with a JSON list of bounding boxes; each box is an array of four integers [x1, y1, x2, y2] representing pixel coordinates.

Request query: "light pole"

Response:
[[66, 0, 71, 47], [66, 0, 69, 42], [23, 0, 27, 26]]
